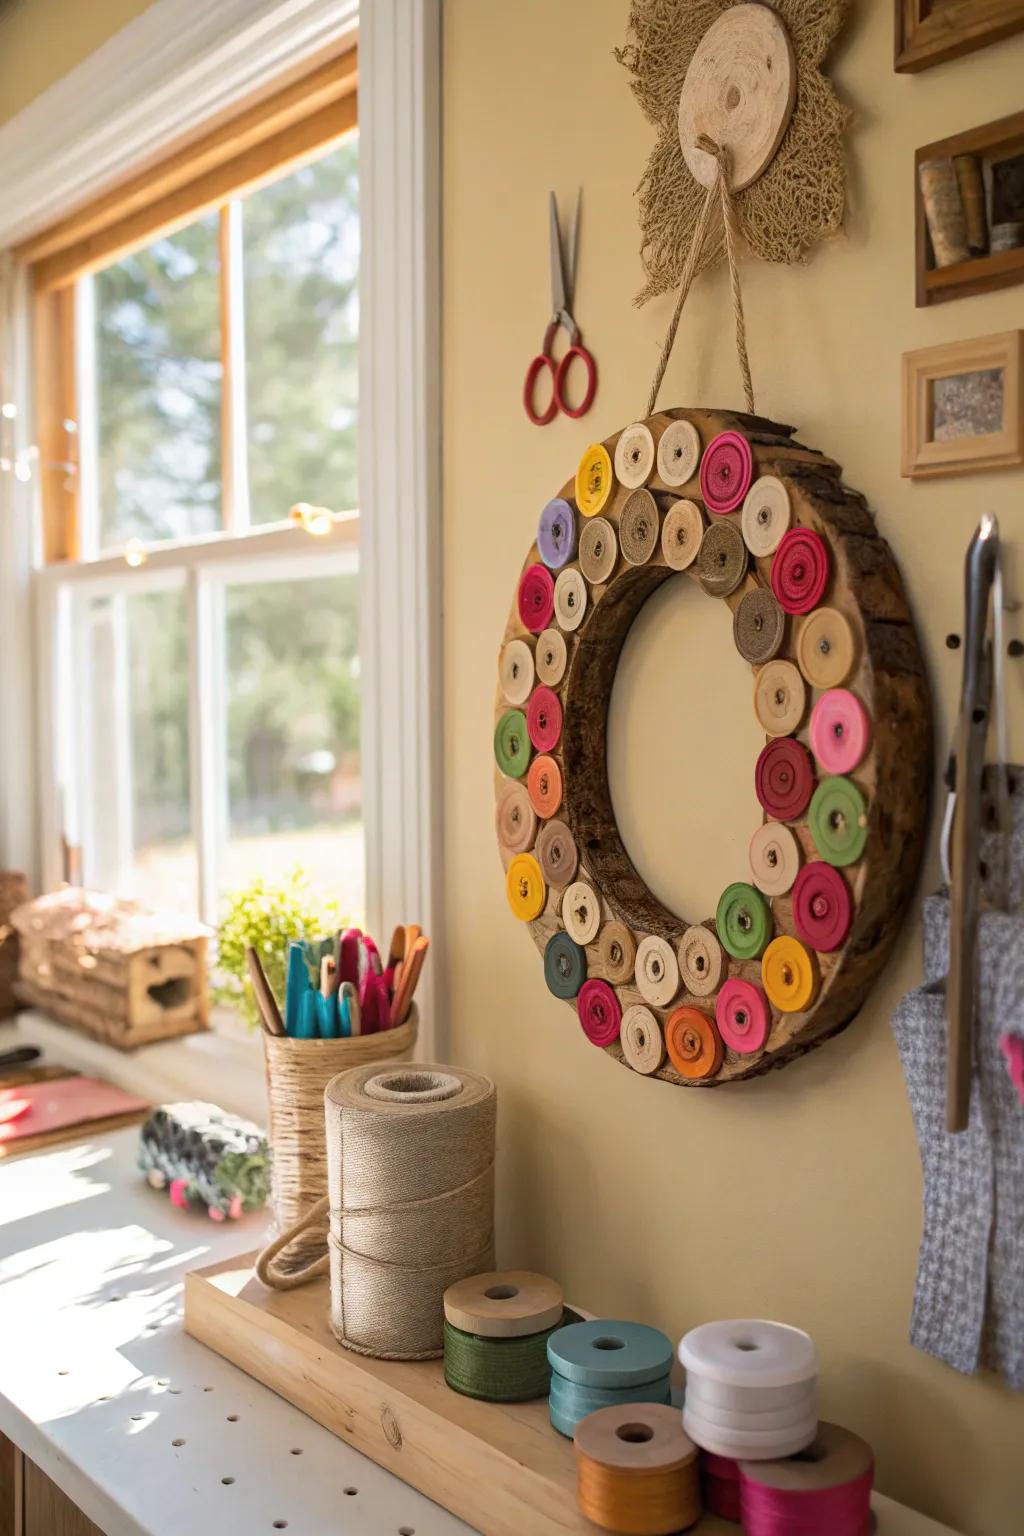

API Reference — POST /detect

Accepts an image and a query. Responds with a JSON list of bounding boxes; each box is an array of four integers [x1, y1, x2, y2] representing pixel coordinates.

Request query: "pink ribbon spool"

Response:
[[703, 1453, 741, 1524], [715, 978, 771, 1054], [699, 430, 754, 515], [755, 739, 815, 822], [770, 528, 830, 615], [577, 979, 622, 1046], [517, 563, 555, 633], [739, 1462, 873, 1536], [792, 862, 852, 953], [526, 685, 563, 753], [810, 688, 870, 775]]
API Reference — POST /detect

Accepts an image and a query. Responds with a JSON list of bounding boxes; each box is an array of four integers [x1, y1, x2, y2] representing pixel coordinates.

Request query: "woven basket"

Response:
[[263, 1008, 418, 1269]]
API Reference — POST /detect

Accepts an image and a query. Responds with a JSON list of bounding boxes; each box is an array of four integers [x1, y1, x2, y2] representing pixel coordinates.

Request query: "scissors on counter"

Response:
[[523, 189, 597, 426]]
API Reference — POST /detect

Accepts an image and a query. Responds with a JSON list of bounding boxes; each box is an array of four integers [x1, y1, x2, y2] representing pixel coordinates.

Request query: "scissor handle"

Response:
[[555, 343, 597, 420], [523, 323, 560, 426]]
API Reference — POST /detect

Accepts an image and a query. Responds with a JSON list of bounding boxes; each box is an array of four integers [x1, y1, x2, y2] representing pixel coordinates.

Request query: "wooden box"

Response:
[[11, 887, 209, 1049]]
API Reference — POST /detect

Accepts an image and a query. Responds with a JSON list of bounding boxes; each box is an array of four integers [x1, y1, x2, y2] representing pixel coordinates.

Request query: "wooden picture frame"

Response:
[[901, 330, 1023, 478], [915, 112, 1024, 307], [896, 0, 1024, 71]]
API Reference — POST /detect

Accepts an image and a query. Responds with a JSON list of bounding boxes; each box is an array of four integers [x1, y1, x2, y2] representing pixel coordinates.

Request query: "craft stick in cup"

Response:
[[245, 946, 285, 1036], [393, 935, 429, 1025]]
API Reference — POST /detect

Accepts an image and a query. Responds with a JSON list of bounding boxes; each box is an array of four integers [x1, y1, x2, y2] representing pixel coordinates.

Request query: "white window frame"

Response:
[[0, 0, 443, 1052]]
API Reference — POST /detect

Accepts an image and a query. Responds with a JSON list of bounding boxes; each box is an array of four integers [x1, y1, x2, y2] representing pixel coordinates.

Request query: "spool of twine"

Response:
[[443, 1313, 571, 1402], [919, 159, 969, 268], [262, 1010, 417, 1270], [575, 1404, 701, 1535]]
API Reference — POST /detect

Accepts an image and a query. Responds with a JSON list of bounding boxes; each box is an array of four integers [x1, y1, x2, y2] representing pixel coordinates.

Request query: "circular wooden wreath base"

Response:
[[495, 409, 932, 1086]]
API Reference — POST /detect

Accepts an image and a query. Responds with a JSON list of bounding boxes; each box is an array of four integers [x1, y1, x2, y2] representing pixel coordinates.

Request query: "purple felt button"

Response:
[[537, 499, 577, 570]]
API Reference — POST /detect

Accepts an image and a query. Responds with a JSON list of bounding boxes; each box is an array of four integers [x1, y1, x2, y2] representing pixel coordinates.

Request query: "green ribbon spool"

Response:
[[544, 932, 587, 999], [494, 709, 531, 778], [443, 1313, 570, 1403], [716, 881, 772, 960], [809, 775, 868, 867]]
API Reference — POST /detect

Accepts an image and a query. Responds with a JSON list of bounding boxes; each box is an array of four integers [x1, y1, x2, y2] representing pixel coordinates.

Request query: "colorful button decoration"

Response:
[[575, 443, 614, 517], [536, 627, 567, 687], [527, 685, 562, 753], [518, 563, 555, 633], [748, 821, 801, 896], [792, 862, 852, 953], [577, 979, 622, 1046], [634, 935, 680, 1009], [741, 475, 791, 556], [809, 776, 868, 867], [698, 520, 748, 598], [537, 498, 577, 570], [762, 935, 819, 1012], [499, 638, 534, 705], [796, 607, 856, 689], [715, 979, 770, 1054], [621, 1005, 664, 1074], [755, 739, 815, 822], [554, 568, 587, 632], [754, 660, 807, 738], [506, 853, 546, 922], [809, 688, 870, 775], [620, 489, 660, 566], [700, 430, 753, 515], [716, 882, 772, 960], [579, 516, 618, 585], [657, 419, 701, 486], [771, 528, 830, 615], [661, 499, 705, 570], [544, 931, 587, 1000], [527, 754, 563, 819], [614, 421, 655, 489], [596, 922, 637, 985], [494, 709, 531, 779], [563, 880, 601, 945], [495, 781, 537, 854], [678, 924, 726, 996], [733, 588, 785, 665], [536, 818, 578, 887], [666, 1007, 724, 1079]]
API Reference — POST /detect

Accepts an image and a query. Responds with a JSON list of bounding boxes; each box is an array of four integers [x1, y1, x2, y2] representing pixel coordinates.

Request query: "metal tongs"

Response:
[[946, 514, 1005, 1132]]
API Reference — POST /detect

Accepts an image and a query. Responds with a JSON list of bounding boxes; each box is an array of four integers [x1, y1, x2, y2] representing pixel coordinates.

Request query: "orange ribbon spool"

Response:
[[665, 1007, 724, 1080]]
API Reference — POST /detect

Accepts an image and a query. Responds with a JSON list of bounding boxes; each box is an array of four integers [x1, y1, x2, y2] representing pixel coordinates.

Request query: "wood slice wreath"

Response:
[[494, 409, 932, 1086]]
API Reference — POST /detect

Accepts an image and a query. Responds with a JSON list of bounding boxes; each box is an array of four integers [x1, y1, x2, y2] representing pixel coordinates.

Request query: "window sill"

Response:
[[7, 1008, 268, 1128]]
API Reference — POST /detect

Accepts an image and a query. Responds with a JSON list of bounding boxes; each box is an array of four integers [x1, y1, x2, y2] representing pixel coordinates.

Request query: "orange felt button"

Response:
[[761, 935, 819, 1013], [527, 754, 563, 819], [665, 1007, 724, 1080]]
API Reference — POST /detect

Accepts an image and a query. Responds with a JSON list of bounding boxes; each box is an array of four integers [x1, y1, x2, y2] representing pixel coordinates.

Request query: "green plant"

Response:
[[212, 867, 345, 1031]]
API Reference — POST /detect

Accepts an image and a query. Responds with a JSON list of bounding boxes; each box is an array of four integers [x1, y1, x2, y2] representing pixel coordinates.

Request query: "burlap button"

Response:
[[536, 818, 578, 887], [596, 921, 637, 985], [657, 418, 701, 487], [733, 587, 785, 665], [614, 422, 656, 489], [506, 853, 546, 922], [665, 1007, 724, 1080], [563, 880, 601, 945], [748, 821, 801, 896], [499, 638, 534, 705], [495, 781, 538, 855], [634, 934, 680, 1008], [661, 499, 704, 570], [620, 488, 660, 566], [554, 568, 587, 632], [579, 516, 618, 585], [621, 1005, 665, 1075], [796, 607, 856, 689], [741, 475, 791, 556], [678, 925, 725, 997], [754, 659, 807, 738], [575, 442, 614, 517], [698, 520, 748, 597], [536, 627, 568, 687], [527, 754, 563, 820]]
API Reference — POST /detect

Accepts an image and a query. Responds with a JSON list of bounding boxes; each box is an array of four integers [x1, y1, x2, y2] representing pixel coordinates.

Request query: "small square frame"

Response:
[[896, 0, 1024, 72], [901, 329, 1023, 478]]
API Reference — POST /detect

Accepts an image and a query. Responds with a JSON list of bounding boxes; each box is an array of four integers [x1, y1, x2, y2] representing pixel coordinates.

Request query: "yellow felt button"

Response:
[[506, 853, 546, 922], [575, 443, 613, 517], [762, 935, 819, 1013]]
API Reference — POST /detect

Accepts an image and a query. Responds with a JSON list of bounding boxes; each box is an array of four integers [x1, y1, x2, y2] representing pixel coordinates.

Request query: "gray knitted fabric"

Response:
[[892, 771, 1024, 1391]]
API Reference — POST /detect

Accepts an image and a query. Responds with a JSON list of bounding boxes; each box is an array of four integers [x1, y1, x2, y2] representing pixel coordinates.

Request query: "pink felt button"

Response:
[[518, 563, 555, 633], [699, 430, 753, 515], [771, 528, 829, 614], [715, 978, 770, 1054], [810, 688, 870, 775], [577, 979, 622, 1046], [792, 861, 852, 953], [526, 685, 562, 753]]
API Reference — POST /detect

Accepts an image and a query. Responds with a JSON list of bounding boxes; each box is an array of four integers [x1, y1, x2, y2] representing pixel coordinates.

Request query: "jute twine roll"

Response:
[[262, 1010, 417, 1271]]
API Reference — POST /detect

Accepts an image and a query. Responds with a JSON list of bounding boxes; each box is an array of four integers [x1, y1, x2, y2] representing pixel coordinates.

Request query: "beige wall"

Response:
[[443, 5, 1024, 1535], [0, 0, 153, 126]]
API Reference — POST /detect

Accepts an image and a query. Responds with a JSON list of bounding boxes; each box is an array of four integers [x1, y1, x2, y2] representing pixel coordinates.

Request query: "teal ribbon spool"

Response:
[[545, 1318, 674, 1435], [548, 1369, 672, 1437], [544, 932, 587, 999], [443, 1310, 575, 1403]]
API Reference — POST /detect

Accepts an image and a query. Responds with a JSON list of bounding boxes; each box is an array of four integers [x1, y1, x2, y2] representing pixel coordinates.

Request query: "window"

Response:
[[32, 51, 363, 925]]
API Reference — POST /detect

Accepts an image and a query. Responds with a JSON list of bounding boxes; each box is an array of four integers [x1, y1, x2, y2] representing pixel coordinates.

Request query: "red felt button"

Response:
[[755, 738, 815, 822], [699, 430, 753, 515], [715, 979, 770, 1054], [792, 861, 852, 952], [517, 563, 555, 633], [770, 528, 830, 615], [526, 685, 562, 753], [577, 979, 622, 1046]]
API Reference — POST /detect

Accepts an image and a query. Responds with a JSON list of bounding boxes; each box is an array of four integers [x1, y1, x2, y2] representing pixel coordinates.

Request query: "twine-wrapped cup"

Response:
[[262, 1009, 418, 1271]]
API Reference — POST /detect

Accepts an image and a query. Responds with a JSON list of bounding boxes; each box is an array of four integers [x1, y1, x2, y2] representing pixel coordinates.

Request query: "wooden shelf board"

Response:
[[923, 246, 1024, 304]]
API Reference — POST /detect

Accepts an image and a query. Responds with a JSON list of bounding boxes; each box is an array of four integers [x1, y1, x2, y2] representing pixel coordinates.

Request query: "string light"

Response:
[[289, 501, 339, 537], [123, 538, 148, 568], [0, 404, 77, 486]]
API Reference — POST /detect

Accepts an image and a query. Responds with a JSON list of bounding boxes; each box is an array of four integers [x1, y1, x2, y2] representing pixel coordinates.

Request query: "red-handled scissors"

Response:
[[523, 190, 597, 426]]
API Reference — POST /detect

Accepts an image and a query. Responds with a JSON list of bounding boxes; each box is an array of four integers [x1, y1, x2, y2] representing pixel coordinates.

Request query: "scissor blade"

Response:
[[549, 191, 567, 316], [564, 186, 582, 311]]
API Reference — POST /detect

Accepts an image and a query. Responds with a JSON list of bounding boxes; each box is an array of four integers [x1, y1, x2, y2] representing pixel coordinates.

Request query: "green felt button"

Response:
[[810, 776, 868, 867], [716, 882, 772, 960], [494, 709, 531, 778], [544, 932, 587, 999]]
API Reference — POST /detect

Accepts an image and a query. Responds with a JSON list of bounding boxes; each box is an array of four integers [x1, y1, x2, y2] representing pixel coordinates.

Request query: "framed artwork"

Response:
[[896, 0, 1024, 71], [915, 112, 1024, 307], [901, 330, 1023, 477]]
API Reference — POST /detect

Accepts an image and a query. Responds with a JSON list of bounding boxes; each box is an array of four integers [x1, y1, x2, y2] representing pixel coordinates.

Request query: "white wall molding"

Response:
[[0, 0, 359, 250], [358, 0, 444, 1055]]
